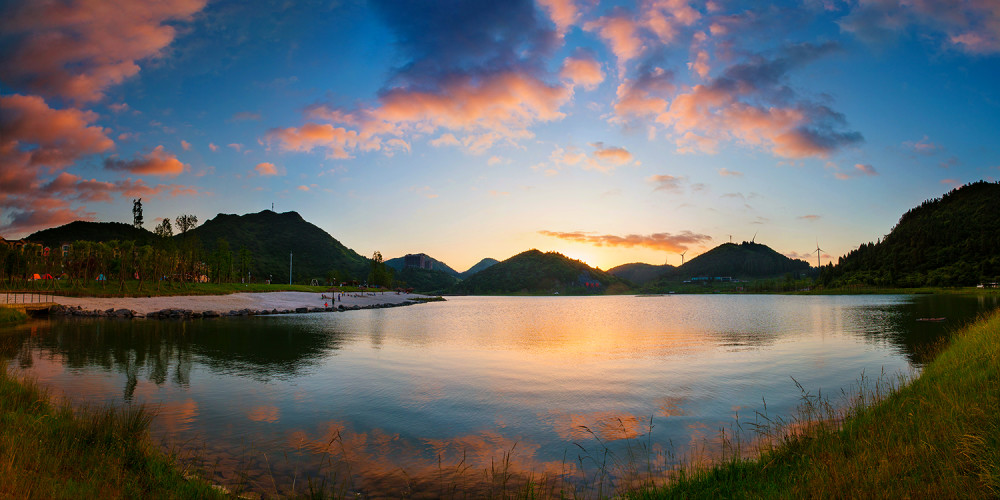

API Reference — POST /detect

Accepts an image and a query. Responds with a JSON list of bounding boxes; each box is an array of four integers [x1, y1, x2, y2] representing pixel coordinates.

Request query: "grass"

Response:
[[0, 307, 27, 326], [629, 308, 1000, 498], [0, 355, 227, 499]]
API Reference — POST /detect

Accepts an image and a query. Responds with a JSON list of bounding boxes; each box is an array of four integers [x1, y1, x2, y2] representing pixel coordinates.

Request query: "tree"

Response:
[[175, 214, 198, 234], [132, 198, 143, 228], [154, 218, 173, 238], [368, 251, 393, 288]]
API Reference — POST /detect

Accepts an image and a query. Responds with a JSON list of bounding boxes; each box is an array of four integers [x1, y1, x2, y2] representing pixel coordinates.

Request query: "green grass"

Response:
[[629, 308, 1000, 498], [0, 362, 227, 499], [0, 307, 27, 326]]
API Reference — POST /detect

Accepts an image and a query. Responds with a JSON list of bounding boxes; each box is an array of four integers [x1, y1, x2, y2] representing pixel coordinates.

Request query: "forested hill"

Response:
[[823, 181, 1000, 287], [385, 253, 461, 277], [450, 249, 627, 294], [607, 262, 675, 285], [188, 210, 369, 282], [26, 221, 154, 246], [653, 242, 811, 284], [461, 258, 499, 278]]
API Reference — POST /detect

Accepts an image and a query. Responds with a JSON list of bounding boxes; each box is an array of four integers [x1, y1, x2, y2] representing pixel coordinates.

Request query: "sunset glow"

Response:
[[2, 0, 998, 270]]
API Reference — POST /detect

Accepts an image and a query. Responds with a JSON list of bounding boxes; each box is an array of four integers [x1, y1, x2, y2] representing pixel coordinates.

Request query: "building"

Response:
[[403, 253, 433, 270]]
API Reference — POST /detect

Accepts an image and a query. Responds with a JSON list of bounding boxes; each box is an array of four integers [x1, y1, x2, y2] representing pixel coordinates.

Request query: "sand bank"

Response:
[[49, 291, 426, 316]]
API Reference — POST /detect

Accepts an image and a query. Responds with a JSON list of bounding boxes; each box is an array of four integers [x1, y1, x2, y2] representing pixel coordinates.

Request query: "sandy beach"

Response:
[[49, 291, 427, 315]]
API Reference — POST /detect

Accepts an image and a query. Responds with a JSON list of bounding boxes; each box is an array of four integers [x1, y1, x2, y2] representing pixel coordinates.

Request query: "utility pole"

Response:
[[289, 252, 293, 285]]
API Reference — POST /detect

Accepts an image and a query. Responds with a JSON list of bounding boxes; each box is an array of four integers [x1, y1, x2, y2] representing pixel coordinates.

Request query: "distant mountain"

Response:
[[824, 181, 1000, 287], [385, 253, 461, 277], [26, 221, 154, 247], [649, 242, 810, 286], [607, 262, 675, 285], [461, 257, 499, 278], [188, 210, 369, 283], [450, 249, 628, 295], [394, 267, 460, 293]]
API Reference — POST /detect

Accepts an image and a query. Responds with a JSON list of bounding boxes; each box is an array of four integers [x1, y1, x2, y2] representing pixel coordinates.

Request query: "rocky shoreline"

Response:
[[49, 299, 420, 320]]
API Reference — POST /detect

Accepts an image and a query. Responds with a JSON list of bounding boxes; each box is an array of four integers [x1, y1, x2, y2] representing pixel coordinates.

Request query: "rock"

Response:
[[203, 310, 220, 318], [295, 307, 309, 313]]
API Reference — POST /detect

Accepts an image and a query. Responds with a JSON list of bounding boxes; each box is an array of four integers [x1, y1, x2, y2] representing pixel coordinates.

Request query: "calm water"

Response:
[[4, 294, 998, 496]]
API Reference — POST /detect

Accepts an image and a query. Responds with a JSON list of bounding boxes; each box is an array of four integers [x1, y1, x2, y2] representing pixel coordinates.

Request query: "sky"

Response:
[[2, 0, 998, 272]]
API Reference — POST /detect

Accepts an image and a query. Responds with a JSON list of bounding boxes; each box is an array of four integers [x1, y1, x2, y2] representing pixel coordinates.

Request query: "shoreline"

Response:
[[44, 291, 431, 319]]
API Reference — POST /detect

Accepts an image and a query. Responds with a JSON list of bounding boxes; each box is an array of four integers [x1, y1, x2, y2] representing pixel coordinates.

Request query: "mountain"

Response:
[[385, 253, 461, 277], [25, 221, 155, 246], [607, 262, 675, 285], [394, 267, 460, 293], [648, 242, 811, 287], [187, 210, 369, 283], [823, 181, 1000, 287], [450, 249, 628, 295], [461, 258, 499, 278]]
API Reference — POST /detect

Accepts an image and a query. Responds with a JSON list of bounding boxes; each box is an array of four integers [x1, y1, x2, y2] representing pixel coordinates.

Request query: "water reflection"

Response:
[[3, 293, 998, 497]]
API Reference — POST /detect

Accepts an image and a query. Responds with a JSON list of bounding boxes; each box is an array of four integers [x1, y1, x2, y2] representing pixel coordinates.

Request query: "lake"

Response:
[[3, 293, 998, 497]]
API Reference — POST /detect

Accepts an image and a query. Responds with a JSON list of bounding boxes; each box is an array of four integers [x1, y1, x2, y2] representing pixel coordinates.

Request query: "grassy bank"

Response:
[[0, 280, 394, 298], [0, 307, 27, 326], [0, 363, 226, 499], [632, 308, 1000, 498]]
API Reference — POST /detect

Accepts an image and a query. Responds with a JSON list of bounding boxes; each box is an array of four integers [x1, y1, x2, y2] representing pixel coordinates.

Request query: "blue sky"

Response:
[[2, 0, 998, 271]]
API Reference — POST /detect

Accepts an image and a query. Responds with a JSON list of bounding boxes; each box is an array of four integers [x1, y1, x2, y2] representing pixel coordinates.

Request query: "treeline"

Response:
[[820, 180, 1000, 287]]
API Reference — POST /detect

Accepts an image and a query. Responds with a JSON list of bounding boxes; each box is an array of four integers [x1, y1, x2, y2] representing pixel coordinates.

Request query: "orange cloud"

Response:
[[180, 139, 191, 151], [266, 123, 364, 159], [585, 12, 645, 66], [798, 214, 821, 221], [612, 68, 674, 122], [537, 0, 580, 34], [854, 163, 877, 176], [254, 162, 279, 176], [590, 142, 633, 165], [647, 174, 685, 192], [0, 0, 207, 103], [560, 54, 604, 90], [718, 167, 743, 177], [104, 145, 187, 176], [0, 93, 114, 170], [539, 229, 711, 252]]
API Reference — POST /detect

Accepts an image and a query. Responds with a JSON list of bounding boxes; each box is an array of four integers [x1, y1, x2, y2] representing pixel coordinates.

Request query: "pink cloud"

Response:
[[537, 0, 580, 34], [181, 139, 191, 151], [208, 142, 219, 152], [227, 143, 243, 152], [0, 93, 114, 170], [841, 0, 1000, 54], [538, 229, 712, 252], [585, 12, 645, 66], [266, 123, 363, 159], [798, 214, 821, 221], [648, 174, 685, 192], [0, 0, 207, 103], [904, 135, 941, 155], [429, 133, 461, 147], [718, 168, 743, 177], [560, 54, 605, 90], [254, 162, 279, 176], [104, 145, 187, 176], [613, 67, 674, 121], [590, 142, 633, 166], [854, 163, 877, 176]]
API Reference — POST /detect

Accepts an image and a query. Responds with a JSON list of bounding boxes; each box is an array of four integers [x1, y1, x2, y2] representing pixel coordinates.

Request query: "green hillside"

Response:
[[188, 210, 369, 283], [25, 221, 154, 247], [607, 262, 675, 285], [385, 253, 461, 277], [461, 257, 499, 278], [450, 249, 628, 295], [823, 181, 1000, 287], [644, 242, 811, 290], [394, 267, 460, 293]]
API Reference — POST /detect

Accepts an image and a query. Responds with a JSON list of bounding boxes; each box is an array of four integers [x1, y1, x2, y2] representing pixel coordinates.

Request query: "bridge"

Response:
[[2, 290, 58, 314]]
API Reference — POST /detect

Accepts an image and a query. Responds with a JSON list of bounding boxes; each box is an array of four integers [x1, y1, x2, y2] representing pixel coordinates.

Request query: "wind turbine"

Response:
[[680, 250, 687, 266], [814, 240, 824, 268], [751, 231, 758, 244]]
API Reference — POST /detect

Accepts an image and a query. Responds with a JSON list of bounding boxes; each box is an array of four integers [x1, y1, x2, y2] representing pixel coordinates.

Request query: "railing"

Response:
[[2, 290, 56, 305]]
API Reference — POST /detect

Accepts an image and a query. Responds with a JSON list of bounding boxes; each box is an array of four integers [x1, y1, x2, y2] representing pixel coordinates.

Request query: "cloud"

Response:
[[658, 43, 863, 158], [538, 229, 712, 252], [409, 186, 439, 199], [798, 214, 821, 221], [0, 94, 114, 170], [833, 162, 878, 180], [718, 167, 743, 177], [0, 0, 208, 103], [104, 145, 187, 176], [430, 133, 461, 147], [590, 142, 634, 165], [537, 0, 580, 34], [227, 143, 243, 152], [560, 53, 605, 90], [209, 142, 219, 152], [904, 135, 941, 155], [584, 10, 645, 66], [231, 111, 263, 122], [648, 174, 685, 192], [181, 139, 191, 151], [543, 143, 637, 174], [840, 0, 1000, 54], [613, 66, 674, 122], [854, 163, 877, 176], [254, 162, 279, 176]]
